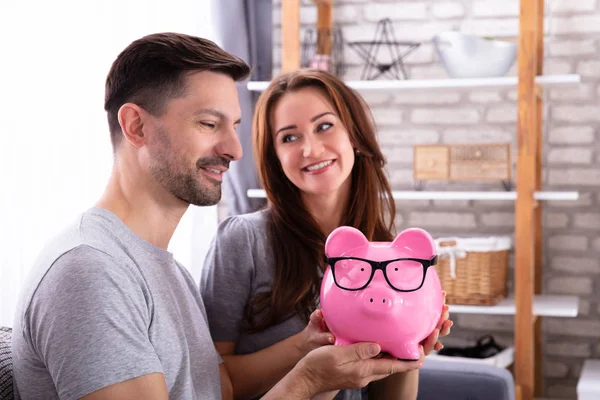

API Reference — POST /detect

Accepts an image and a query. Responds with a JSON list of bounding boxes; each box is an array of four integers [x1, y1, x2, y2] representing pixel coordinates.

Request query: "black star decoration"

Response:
[[348, 18, 420, 80]]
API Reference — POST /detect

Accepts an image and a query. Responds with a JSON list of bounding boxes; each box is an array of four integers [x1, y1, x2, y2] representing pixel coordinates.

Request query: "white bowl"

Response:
[[433, 31, 517, 79]]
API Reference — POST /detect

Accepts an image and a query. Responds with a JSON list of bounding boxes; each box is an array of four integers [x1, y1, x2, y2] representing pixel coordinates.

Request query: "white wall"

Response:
[[0, 0, 221, 327]]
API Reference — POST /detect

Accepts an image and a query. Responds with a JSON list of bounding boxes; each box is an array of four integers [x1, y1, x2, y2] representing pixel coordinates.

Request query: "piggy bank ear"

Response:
[[325, 226, 369, 257], [391, 228, 436, 259]]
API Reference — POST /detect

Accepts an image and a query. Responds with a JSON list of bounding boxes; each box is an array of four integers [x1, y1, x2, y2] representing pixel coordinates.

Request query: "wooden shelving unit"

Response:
[[248, 74, 580, 92], [248, 189, 579, 201], [449, 295, 579, 318], [271, 1, 578, 399]]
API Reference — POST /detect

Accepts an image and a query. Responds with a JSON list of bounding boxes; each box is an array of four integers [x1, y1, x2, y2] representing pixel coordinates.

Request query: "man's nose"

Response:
[[220, 126, 243, 161]]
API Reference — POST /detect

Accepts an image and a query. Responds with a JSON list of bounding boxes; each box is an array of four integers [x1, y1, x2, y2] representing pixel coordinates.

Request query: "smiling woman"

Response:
[[272, 87, 356, 199], [0, 0, 220, 327], [199, 69, 407, 400]]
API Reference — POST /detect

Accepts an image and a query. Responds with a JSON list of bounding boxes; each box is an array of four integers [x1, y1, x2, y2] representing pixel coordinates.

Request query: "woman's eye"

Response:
[[282, 134, 299, 143], [317, 122, 333, 132]]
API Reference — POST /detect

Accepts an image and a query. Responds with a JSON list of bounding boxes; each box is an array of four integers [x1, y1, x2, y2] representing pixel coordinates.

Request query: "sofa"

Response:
[[419, 358, 515, 400], [0, 327, 12, 400], [0, 325, 515, 400]]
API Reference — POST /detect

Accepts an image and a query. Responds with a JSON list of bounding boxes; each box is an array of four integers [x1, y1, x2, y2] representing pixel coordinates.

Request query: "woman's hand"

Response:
[[296, 309, 335, 356], [422, 291, 453, 355]]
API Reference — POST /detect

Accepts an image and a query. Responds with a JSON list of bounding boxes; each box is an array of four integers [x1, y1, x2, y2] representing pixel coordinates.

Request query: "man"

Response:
[[12, 33, 425, 399]]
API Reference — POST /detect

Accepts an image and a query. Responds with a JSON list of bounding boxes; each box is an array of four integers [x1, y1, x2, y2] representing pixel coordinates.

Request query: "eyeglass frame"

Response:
[[324, 255, 438, 292]]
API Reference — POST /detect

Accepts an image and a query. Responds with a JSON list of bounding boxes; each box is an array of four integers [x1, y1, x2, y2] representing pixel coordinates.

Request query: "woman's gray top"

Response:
[[200, 209, 366, 400]]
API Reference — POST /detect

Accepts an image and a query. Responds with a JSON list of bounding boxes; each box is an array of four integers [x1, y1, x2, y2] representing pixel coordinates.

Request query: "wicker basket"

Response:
[[435, 237, 511, 306]]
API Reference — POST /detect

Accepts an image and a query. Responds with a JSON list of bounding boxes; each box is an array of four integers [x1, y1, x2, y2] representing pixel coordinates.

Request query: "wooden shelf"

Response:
[[428, 345, 515, 369], [247, 189, 579, 201], [577, 359, 600, 400], [449, 295, 579, 318], [247, 74, 580, 92]]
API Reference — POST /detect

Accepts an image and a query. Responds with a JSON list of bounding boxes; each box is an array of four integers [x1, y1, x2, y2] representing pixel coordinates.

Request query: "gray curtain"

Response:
[[213, 0, 271, 216]]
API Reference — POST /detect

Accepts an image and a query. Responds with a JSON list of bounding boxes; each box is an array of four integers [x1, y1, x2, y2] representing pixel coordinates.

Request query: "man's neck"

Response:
[[96, 165, 188, 250]]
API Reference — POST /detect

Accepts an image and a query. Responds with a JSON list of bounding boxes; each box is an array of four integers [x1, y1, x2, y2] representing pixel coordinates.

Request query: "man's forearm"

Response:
[[261, 365, 314, 400]]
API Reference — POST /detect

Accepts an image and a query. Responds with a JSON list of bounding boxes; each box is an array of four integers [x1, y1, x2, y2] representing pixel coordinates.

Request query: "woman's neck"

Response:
[[302, 181, 351, 237]]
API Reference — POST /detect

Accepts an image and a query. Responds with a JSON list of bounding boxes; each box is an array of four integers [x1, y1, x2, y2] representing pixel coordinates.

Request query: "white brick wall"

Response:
[[548, 40, 597, 56], [442, 127, 514, 143], [460, 18, 521, 37], [548, 126, 595, 144], [468, 91, 502, 103], [548, 168, 600, 186], [485, 105, 518, 123], [472, 0, 519, 17], [576, 60, 600, 77], [550, 256, 600, 274], [547, 276, 593, 295], [378, 128, 439, 145], [552, 105, 600, 122], [544, 212, 569, 229], [551, 15, 600, 34], [412, 108, 481, 124], [431, 2, 465, 19], [550, 0, 598, 14], [547, 147, 593, 164], [548, 235, 588, 251], [269, 1, 600, 398], [363, 3, 427, 22], [544, 361, 569, 378], [394, 91, 461, 105], [546, 342, 592, 358], [549, 84, 595, 101]]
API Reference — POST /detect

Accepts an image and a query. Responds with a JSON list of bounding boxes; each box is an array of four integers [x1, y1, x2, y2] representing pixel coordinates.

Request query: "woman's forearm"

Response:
[[223, 333, 307, 400], [368, 369, 419, 400]]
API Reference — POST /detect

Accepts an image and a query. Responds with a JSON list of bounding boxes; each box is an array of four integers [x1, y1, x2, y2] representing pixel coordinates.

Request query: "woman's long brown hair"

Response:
[[246, 69, 396, 332]]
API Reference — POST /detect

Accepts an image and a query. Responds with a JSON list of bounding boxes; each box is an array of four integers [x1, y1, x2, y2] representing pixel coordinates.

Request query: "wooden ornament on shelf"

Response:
[[413, 143, 512, 190]]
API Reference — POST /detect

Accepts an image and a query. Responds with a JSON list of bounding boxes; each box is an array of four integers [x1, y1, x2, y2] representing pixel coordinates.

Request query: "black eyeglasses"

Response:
[[325, 255, 438, 292]]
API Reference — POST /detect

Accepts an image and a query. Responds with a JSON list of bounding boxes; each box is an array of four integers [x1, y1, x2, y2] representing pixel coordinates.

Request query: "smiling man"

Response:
[[11, 33, 249, 400]]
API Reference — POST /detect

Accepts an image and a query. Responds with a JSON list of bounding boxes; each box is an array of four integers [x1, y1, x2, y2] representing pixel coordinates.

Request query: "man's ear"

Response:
[[117, 103, 147, 148]]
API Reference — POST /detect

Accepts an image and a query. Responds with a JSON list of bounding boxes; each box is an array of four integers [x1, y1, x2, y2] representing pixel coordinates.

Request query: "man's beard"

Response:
[[149, 129, 228, 206]]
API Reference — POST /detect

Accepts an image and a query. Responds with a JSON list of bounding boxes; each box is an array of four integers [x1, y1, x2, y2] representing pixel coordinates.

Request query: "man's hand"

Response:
[[292, 342, 424, 397]]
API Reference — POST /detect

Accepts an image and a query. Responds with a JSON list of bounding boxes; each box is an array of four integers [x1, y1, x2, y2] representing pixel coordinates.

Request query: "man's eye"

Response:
[[201, 122, 216, 129]]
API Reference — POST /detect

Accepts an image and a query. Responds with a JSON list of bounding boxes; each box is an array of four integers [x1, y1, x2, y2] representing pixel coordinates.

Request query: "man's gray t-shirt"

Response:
[[200, 209, 365, 400], [12, 207, 222, 400]]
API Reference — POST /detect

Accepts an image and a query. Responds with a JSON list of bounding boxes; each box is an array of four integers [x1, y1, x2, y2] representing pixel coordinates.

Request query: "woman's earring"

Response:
[[354, 148, 360, 156]]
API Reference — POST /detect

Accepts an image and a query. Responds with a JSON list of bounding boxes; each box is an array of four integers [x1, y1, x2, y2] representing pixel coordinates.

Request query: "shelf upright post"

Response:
[[281, 0, 301, 73], [315, 0, 333, 56], [533, 0, 545, 396], [515, 0, 542, 399]]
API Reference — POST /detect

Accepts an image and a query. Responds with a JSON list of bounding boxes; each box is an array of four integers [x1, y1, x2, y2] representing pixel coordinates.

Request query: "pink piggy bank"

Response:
[[320, 226, 443, 360]]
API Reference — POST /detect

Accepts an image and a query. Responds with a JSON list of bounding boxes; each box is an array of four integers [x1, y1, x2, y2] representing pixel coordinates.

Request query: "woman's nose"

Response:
[[302, 135, 324, 158]]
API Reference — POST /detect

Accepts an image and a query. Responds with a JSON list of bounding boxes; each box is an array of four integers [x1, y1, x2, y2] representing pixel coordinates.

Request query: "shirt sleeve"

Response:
[[24, 245, 164, 400], [200, 215, 257, 342]]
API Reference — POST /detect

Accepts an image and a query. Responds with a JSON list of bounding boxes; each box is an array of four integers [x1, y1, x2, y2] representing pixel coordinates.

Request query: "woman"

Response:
[[200, 69, 452, 400]]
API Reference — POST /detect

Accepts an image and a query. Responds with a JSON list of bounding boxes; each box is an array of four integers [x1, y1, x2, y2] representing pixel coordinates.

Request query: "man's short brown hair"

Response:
[[104, 32, 251, 149]]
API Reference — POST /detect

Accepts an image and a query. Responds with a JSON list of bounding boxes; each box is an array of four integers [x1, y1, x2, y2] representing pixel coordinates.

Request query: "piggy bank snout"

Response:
[[361, 286, 397, 314]]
